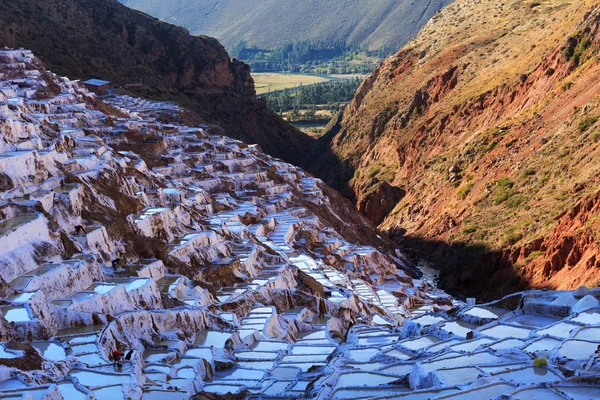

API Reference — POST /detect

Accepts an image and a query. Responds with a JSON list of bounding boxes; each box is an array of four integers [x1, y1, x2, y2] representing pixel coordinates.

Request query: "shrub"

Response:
[[496, 178, 514, 189], [578, 116, 599, 133], [366, 168, 380, 178], [353, 170, 360, 179], [522, 168, 536, 177], [462, 225, 477, 234], [494, 191, 510, 204], [507, 195, 525, 208], [457, 182, 474, 199]]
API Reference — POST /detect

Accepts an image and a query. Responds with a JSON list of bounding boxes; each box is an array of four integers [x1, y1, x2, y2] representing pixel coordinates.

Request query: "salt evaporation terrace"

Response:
[[0, 49, 599, 399]]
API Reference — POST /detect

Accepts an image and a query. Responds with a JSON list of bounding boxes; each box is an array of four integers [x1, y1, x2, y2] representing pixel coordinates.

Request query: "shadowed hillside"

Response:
[[0, 0, 312, 164]]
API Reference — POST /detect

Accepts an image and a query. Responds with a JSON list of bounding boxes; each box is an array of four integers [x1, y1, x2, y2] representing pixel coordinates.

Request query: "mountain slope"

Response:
[[0, 0, 312, 164], [118, 0, 452, 50], [306, 0, 600, 299]]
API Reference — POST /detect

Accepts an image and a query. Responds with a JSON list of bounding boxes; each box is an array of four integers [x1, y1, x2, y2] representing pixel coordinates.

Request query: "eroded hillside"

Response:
[[0, 0, 312, 164], [306, 0, 600, 299]]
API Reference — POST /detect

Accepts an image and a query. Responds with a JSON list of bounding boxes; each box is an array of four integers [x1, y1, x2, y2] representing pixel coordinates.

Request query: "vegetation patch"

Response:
[[457, 182, 474, 199], [578, 116, 599, 133]]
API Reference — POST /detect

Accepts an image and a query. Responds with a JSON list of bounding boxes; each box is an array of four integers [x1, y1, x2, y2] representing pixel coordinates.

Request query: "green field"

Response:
[[253, 73, 330, 95]]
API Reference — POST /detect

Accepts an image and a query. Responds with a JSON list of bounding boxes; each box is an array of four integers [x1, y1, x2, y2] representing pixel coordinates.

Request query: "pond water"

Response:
[[332, 386, 411, 399], [76, 353, 105, 365], [440, 321, 478, 337], [440, 383, 515, 400], [291, 345, 335, 355], [335, 372, 401, 389], [512, 387, 566, 400], [270, 366, 300, 379], [71, 343, 97, 354], [0, 378, 27, 390], [250, 341, 289, 352], [450, 338, 494, 352], [71, 370, 130, 387], [202, 383, 244, 394], [346, 347, 381, 362], [57, 382, 87, 400], [488, 338, 525, 351], [262, 381, 292, 396], [0, 345, 18, 359], [438, 367, 482, 385], [143, 350, 172, 363], [92, 385, 124, 400], [494, 366, 561, 384], [185, 347, 213, 360], [33, 342, 66, 361], [177, 367, 196, 379], [411, 315, 446, 326], [537, 322, 579, 338], [504, 314, 561, 328], [235, 351, 279, 361], [1, 306, 31, 322], [574, 327, 600, 340], [194, 330, 232, 347], [142, 390, 187, 400], [465, 306, 508, 320], [357, 334, 398, 346], [400, 335, 442, 351], [522, 337, 562, 354], [480, 324, 532, 339], [571, 311, 600, 325], [555, 385, 600, 400], [422, 352, 505, 372], [558, 339, 599, 360], [216, 368, 266, 381]]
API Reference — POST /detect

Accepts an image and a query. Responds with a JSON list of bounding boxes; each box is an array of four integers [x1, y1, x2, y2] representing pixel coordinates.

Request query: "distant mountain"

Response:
[[0, 0, 312, 164], [117, 0, 452, 50]]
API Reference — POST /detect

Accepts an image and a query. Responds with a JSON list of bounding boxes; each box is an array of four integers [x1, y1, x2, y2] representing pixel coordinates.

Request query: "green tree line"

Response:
[[264, 78, 362, 114], [230, 40, 394, 74]]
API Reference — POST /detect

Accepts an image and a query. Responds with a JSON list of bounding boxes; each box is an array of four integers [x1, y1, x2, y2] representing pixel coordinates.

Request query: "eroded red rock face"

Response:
[[304, 0, 600, 298]]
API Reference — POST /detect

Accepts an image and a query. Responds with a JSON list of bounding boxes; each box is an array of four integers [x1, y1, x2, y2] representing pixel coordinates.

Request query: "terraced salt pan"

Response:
[[332, 386, 411, 399], [504, 313, 561, 328], [522, 337, 562, 354], [555, 385, 600, 399], [557, 339, 599, 359], [537, 322, 580, 338], [571, 310, 600, 325], [438, 382, 515, 400], [512, 387, 566, 400], [32, 342, 65, 361], [464, 306, 509, 320], [493, 366, 562, 384], [400, 335, 442, 351], [488, 338, 525, 351], [479, 324, 532, 339], [71, 370, 130, 388], [421, 351, 507, 372], [437, 366, 482, 385], [57, 382, 87, 400]]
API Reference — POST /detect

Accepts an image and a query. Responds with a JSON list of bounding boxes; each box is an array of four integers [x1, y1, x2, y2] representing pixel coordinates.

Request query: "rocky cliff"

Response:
[[0, 0, 311, 164], [306, 0, 600, 300]]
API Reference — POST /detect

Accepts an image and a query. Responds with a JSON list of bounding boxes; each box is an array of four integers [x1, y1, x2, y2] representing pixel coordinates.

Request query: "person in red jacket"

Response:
[[112, 349, 123, 368]]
